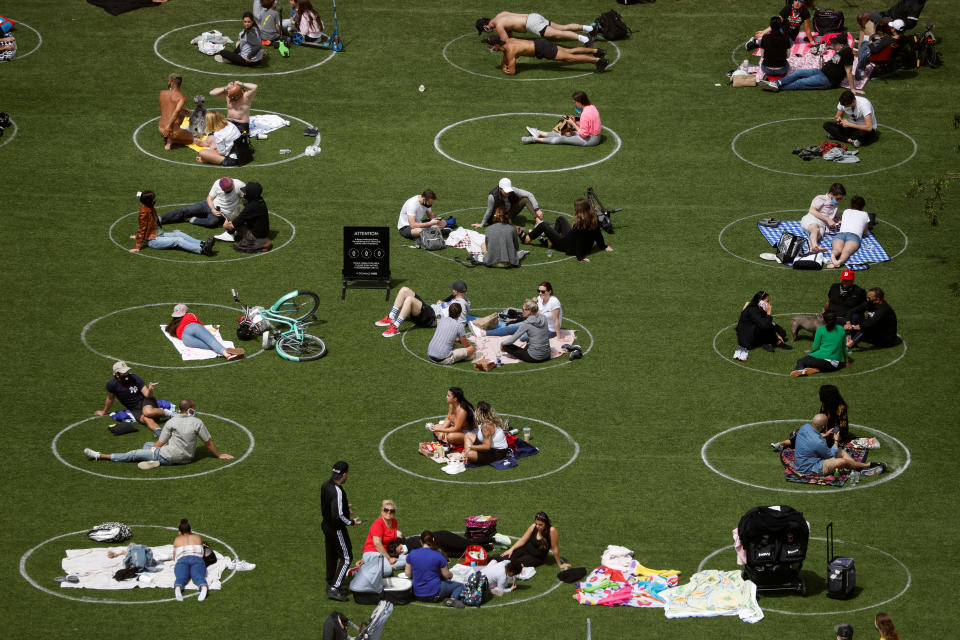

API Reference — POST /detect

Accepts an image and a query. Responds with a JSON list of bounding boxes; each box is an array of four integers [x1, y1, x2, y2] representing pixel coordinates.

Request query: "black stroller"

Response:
[[737, 505, 809, 596], [323, 601, 394, 640]]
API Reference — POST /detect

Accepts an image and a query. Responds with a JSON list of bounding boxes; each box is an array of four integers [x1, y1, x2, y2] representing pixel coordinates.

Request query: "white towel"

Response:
[[249, 115, 291, 138], [159, 325, 234, 361], [61, 544, 225, 591]]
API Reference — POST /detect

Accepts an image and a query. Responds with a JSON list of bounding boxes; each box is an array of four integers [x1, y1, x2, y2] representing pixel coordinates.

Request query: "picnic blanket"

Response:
[[574, 557, 681, 608], [60, 544, 226, 591], [421, 435, 539, 472], [660, 570, 763, 623], [780, 445, 868, 486], [159, 324, 235, 361], [758, 220, 890, 271], [748, 31, 873, 89], [185, 114, 290, 151], [469, 329, 578, 365]]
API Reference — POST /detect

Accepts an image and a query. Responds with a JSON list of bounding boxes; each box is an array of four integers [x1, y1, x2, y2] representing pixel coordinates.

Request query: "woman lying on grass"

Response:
[[165, 303, 245, 360]]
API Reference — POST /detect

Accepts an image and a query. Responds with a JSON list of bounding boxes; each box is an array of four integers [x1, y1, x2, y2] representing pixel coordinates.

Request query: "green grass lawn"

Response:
[[1, 0, 958, 638]]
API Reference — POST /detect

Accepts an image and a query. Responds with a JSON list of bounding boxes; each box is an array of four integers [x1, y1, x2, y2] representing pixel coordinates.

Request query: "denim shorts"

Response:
[[834, 232, 861, 246]]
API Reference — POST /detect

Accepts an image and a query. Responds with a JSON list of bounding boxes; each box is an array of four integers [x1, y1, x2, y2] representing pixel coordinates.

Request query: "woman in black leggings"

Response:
[[498, 512, 571, 569], [523, 197, 613, 262]]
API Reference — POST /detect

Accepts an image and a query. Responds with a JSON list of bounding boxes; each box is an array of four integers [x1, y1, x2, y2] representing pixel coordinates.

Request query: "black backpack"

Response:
[[231, 131, 255, 165], [813, 9, 845, 34], [775, 231, 805, 265], [596, 10, 631, 40]]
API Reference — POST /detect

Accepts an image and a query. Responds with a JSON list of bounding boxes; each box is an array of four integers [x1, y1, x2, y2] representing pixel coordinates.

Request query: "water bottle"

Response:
[[546, 249, 553, 258], [470, 561, 477, 570], [279, 148, 292, 155], [850, 471, 860, 486], [496, 354, 502, 367]]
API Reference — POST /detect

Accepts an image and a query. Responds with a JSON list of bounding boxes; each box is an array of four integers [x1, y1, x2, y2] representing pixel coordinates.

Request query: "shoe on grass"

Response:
[[382, 324, 399, 338], [790, 369, 806, 378], [374, 316, 393, 327], [569, 349, 583, 361], [443, 598, 465, 609], [763, 344, 775, 352], [468, 321, 483, 339], [861, 462, 887, 477], [175, 586, 184, 602], [327, 586, 348, 602], [760, 79, 779, 92], [84, 448, 100, 460], [233, 560, 256, 571], [771, 442, 784, 452], [776, 342, 793, 350], [214, 54, 225, 63], [198, 585, 208, 602], [525, 126, 539, 137], [594, 57, 609, 73], [138, 460, 160, 470]]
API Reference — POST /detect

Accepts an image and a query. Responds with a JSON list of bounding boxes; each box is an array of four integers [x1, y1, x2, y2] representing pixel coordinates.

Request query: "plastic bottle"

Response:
[[546, 249, 553, 258], [523, 422, 531, 441], [849, 470, 860, 486], [279, 148, 292, 155], [470, 561, 477, 570], [496, 354, 502, 367]]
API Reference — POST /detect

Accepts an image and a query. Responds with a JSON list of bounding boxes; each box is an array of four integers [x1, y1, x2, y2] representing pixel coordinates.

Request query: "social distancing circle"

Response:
[[434, 113, 622, 173], [133, 109, 316, 168], [732, 118, 918, 177], [0, 119, 17, 149], [713, 313, 906, 377], [52, 413, 255, 481], [108, 204, 296, 263], [442, 32, 621, 81], [698, 537, 910, 615], [400, 310, 594, 374], [380, 413, 580, 484], [20, 525, 239, 604], [717, 210, 908, 270], [701, 419, 911, 493], [81, 302, 266, 370], [153, 20, 335, 76], [10, 21, 42, 60]]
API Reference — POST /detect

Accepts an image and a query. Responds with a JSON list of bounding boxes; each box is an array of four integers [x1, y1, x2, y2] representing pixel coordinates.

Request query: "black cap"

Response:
[[835, 624, 854, 640], [450, 280, 467, 293], [332, 461, 349, 477]]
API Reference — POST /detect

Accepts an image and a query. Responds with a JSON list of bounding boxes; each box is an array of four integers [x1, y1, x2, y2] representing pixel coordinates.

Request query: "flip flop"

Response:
[[54, 576, 80, 583]]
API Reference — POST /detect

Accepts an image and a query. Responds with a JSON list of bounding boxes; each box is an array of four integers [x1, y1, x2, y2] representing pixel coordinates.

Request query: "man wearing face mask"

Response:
[[800, 183, 846, 253], [94, 361, 171, 436], [84, 399, 233, 470]]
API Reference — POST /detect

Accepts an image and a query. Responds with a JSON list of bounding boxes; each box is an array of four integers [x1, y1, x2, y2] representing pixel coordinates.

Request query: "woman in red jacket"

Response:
[[165, 304, 245, 360]]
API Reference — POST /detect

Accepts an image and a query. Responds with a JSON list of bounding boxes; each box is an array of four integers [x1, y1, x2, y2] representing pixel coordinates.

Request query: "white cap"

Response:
[[498, 178, 514, 193], [172, 303, 189, 318], [112, 361, 130, 375], [890, 19, 905, 31]]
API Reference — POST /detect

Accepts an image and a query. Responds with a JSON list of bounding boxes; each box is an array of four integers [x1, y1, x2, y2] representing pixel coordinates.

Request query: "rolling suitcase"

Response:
[[826, 522, 856, 599]]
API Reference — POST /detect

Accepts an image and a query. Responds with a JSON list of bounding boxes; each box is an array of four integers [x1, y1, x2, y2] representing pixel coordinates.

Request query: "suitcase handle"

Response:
[[826, 521, 835, 563]]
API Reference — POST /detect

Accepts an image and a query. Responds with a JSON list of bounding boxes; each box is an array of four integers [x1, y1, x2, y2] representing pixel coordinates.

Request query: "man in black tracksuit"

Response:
[[321, 461, 359, 601]]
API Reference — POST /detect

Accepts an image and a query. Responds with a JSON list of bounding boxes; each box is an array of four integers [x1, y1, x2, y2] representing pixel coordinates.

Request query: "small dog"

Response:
[[188, 95, 207, 139]]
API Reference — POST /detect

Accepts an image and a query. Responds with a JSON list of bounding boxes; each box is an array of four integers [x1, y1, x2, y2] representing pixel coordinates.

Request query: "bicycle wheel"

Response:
[[275, 333, 327, 361], [272, 290, 320, 322]]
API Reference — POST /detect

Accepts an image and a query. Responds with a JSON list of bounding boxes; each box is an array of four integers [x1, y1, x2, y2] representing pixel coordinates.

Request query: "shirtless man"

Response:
[[158, 73, 195, 151], [476, 12, 595, 44], [486, 36, 607, 76], [209, 80, 258, 134]]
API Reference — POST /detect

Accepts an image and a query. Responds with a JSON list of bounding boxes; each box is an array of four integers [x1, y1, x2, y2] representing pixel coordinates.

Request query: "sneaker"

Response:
[[214, 54, 225, 63], [771, 442, 784, 452], [525, 126, 539, 137], [381, 324, 399, 338], [861, 462, 887, 477], [763, 344, 775, 352], [175, 586, 184, 602], [188, 217, 198, 224], [201, 237, 216, 256], [790, 369, 806, 378], [225, 351, 244, 361], [594, 57, 609, 73], [468, 321, 483, 339], [521, 136, 535, 144], [374, 315, 394, 327], [595, 48, 606, 58], [569, 349, 583, 361], [852, 139, 861, 148], [233, 560, 256, 571], [561, 343, 582, 352], [443, 598, 465, 609], [326, 586, 348, 602], [83, 448, 100, 461], [776, 342, 793, 350], [224, 557, 235, 570], [163, 407, 177, 418], [138, 460, 160, 470], [760, 79, 780, 92], [303, 127, 319, 136], [585, 35, 596, 48], [214, 230, 235, 242], [198, 585, 208, 602]]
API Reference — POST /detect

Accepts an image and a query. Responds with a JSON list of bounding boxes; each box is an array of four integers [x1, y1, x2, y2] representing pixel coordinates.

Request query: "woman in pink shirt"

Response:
[[522, 91, 602, 146], [164, 303, 245, 360]]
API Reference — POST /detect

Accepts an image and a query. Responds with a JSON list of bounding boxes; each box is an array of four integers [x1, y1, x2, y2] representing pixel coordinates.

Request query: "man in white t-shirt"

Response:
[[481, 559, 522, 596], [823, 90, 878, 147], [397, 189, 446, 239], [827, 196, 871, 269], [160, 176, 246, 229]]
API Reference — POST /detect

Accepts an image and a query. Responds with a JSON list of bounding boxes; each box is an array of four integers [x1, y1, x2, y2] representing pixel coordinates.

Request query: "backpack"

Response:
[[416, 226, 445, 250], [88, 522, 132, 543], [231, 131, 255, 165], [586, 186, 620, 234], [813, 9, 845, 35], [595, 10, 631, 40], [461, 570, 488, 607], [775, 231, 805, 265]]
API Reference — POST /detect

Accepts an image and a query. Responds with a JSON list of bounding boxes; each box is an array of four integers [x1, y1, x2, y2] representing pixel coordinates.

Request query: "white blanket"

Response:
[[61, 544, 225, 591], [249, 114, 291, 138], [159, 324, 235, 361]]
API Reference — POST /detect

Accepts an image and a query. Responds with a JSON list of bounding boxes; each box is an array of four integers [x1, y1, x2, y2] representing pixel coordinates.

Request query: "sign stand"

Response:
[[341, 226, 391, 300]]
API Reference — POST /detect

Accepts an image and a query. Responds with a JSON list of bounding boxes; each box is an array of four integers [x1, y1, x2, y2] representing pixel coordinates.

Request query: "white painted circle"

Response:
[[20, 525, 239, 604], [133, 109, 314, 167], [417, 207, 575, 267], [81, 302, 266, 369], [153, 20, 335, 76], [52, 413, 255, 481], [441, 32, 621, 81], [712, 314, 907, 377], [400, 311, 594, 375], [0, 119, 17, 148], [717, 210, 908, 270], [701, 419, 911, 493], [698, 537, 911, 615], [434, 112, 622, 173], [379, 413, 580, 485], [732, 118, 918, 177], [108, 204, 296, 263], [12, 21, 42, 60]]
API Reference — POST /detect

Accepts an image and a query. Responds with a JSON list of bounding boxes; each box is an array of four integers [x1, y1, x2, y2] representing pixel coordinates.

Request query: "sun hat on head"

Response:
[[219, 177, 234, 192], [112, 361, 130, 375], [840, 269, 855, 281], [171, 303, 189, 318], [498, 178, 514, 193]]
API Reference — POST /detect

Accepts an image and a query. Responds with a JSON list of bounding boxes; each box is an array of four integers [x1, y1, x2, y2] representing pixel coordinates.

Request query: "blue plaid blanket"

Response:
[[758, 220, 889, 271]]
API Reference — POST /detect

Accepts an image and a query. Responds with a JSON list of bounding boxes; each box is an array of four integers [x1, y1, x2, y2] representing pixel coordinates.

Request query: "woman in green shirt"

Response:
[[790, 310, 849, 377]]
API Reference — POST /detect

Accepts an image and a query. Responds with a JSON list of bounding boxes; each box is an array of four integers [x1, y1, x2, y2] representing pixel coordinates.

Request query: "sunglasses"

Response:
[[537, 289, 547, 294], [383, 508, 396, 514]]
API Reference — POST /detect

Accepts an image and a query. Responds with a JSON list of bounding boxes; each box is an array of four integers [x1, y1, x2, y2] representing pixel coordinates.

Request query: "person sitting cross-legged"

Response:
[[845, 287, 898, 349], [794, 413, 886, 477], [790, 310, 849, 377], [404, 530, 466, 608], [426, 303, 476, 365]]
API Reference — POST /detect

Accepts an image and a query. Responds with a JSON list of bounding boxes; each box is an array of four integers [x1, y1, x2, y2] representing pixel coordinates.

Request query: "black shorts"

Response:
[[411, 295, 437, 328], [398, 226, 413, 239], [129, 397, 157, 423], [534, 38, 558, 60], [228, 119, 250, 134]]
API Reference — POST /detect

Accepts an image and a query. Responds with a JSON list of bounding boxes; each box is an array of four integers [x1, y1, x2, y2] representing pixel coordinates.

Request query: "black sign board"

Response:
[[342, 226, 391, 299]]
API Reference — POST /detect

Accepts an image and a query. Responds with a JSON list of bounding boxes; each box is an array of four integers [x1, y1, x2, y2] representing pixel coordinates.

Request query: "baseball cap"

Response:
[[219, 177, 234, 192], [840, 269, 855, 281], [112, 361, 131, 375], [172, 303, 189, 317], [498, 178, 514, 193], [332, 461, 349, 477], [834, 623, 854, 640], [890, 19, 905, 31], [450, 280, 467, 293]]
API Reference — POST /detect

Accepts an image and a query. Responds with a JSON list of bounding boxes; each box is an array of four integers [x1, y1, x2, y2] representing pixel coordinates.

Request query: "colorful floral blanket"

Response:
[[574, 561, 680, 607], [780, 445, 868, 486]]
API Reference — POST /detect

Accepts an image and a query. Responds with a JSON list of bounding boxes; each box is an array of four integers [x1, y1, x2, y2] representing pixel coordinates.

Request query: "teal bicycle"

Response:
[[232, 288, 327, 362]]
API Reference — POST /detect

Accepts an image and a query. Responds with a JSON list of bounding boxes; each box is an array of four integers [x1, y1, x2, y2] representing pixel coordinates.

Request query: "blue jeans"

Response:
[[435, 579, 464, 600], [778, 68, 833, 91], [160, 201, 222, 228], [110, 441, 169, 464], [485, 322, 556, 339], [181, 323, 225, 354], [761, 62, 789, 77], [174, 555, 208, 588], [148, 230, 203, 254]]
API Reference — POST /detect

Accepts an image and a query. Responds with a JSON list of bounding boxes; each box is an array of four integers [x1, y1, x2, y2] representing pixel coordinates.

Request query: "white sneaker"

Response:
[[214, 54, 225, 63], [198, 585, 208, 602], [214, 230, 236, 242], [163, 408, 177, 418], [525, 126, 540, 137], [175, 586, 183, 602], [83, 448, 100, 460], [771, 442, 784, 452], [233, 560, 256, 571], [138, 460, 160, 470], [468, 321, 483, 339]]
